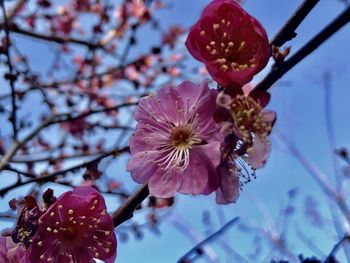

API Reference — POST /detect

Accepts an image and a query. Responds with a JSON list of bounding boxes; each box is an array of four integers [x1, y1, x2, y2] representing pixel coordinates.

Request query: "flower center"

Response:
[[156, 124, 202, 170], [200, 19, 257, 72], [231, 95, 270, 142], [170, 125, 194, 148], [62, 223, 80, 242]]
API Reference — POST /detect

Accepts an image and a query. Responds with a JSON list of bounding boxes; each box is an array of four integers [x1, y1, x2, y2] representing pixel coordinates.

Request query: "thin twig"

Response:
[[4, 165, 36, 178], [0, 102, 136, 171], [7, 0, 25, 21], [327, 201, 350, 262], [256, 5, 350, 91], [0, 146, 129, 197], [274, 132, 350, 224], [271, 0, 320, 47], [295, 229, 325, 258], [323, 71, 342, 191], [1, 0, 18, 140], [170, 215, 220, 263], [7, 26, 107, 51], [177, 217, 239, 263], [325, 234, 350, 261]]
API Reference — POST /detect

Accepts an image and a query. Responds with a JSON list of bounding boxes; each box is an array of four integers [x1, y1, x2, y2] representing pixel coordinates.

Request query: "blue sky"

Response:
[[1, 0, 350, 262]]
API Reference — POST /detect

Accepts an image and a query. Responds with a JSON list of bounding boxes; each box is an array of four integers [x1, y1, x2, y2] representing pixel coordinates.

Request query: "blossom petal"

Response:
[[148, 168, 182, 198], [127, 151, 159, 184], [247, 136, 270, 169], [216, 164, 240, 204]]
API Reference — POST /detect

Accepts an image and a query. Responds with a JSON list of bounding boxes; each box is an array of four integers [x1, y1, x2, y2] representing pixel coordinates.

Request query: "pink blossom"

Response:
[[129, 0, 148, 18], [127, 81, 222, 198], [23, 187, 117, 263], [0, 236, 25, 263], [125, 65, 140, 81], [52, 6, 75, 35], [215, 160, 240, 204], [62, 117, 86, 137], [216, 85, 275, 169], [214, 86, 276, 203], [162, 26, 185, 49]]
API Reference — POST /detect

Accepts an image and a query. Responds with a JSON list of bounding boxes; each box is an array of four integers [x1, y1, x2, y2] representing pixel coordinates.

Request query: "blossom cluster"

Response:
[[1, 187, 117, 263], [128, 0, 275, 204]]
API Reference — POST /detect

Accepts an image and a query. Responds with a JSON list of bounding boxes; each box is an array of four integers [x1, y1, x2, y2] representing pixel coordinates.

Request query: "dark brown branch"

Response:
[[4, 165, 36, 178], [1, 0, 18, 140], [112, 184, 149, 227], [0, 146, 130, 197], [8, 26, 106, 51], [271, 0, 320, 47], [325, 234, 350, 261], [256, 4, 350, 91], [8, 152, 105, 164], [0, 102, 136, 171]]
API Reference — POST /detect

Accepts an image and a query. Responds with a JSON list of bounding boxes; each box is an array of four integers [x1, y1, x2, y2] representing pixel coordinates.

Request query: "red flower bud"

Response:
[[185, 0, 270, 87]]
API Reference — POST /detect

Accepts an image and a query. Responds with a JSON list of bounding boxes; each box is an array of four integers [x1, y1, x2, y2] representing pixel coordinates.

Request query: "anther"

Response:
[[237, 41, 246, 53]]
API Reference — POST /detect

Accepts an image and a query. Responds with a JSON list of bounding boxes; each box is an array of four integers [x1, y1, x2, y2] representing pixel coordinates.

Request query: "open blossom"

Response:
[[0, 236, 25, 263], [24, 187, 117, 263], [127, 81, 222, 198], [214, 85, 276, 203], [185, 0, 270, 87], [216, 85, 275, 168]]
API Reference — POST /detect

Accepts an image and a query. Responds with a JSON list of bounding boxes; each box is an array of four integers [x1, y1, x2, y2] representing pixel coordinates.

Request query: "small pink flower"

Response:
[[221, 86, 275, 168], [53, 6, 75, 35], [62, 117, 86, 137], [127, 81, 222, 198], [0, 236, 25, 263], [185, 0, 270, 87], [24, 187, 117, 263], [214, 85, 276, 203], [162, 26, 185, 49]]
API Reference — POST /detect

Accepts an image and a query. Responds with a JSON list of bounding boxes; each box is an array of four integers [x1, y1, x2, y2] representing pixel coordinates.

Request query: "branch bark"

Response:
[[177, 217, 239, 263], [112, 184, 149, 227], [271, 0, 320, 47], [0, 147, 130, 197], [256, 4, 350, 91]]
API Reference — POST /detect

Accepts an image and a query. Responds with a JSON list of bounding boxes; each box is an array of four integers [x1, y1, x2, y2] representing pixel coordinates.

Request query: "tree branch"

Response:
[[177, 217, 239, 263], [0, 146, 129, 197], [271, 0, 320, 47], [256, 4, 350, 91], [7, 25, 107, 51], [1, 0, 18, 140], [325, 234, 350, 261], [112, 184, 149, 227], [0, 102, 136, 171]]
